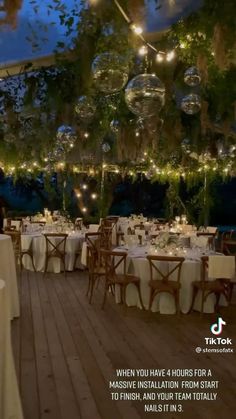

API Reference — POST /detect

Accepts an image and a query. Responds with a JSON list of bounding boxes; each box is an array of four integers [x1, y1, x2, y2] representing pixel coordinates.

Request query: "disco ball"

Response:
[[56, 125, 76, 145], [4, 133, 16, 144], [110, 119, 120, 133], [74, 96, 96, 120], [181, 138, 191, 154], [92, 52, 129, 94], [102, 142, 111, 153], [181, 94, 201, 115], [125, 74, 165, 117], [184, 67, 201, 87], [145, 168, 156, 180], [53, 145, 65, 160]]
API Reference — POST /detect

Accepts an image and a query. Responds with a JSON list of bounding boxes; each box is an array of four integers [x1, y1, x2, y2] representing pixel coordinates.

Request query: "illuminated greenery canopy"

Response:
[[0, 0, 235, 182]]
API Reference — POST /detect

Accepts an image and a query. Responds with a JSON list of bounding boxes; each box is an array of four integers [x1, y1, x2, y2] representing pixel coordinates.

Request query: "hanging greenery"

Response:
[[0, 0, 235, 179]]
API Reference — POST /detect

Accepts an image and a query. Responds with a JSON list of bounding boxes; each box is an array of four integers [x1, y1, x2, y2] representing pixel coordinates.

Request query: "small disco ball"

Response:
[[184, 67, 201, 87], [53, 145, 65, 160], [110, 119, 120, 133], [74, 96, 96, 120], [102, 142, 111, 153], [92, 52, 129, 94], [4, 133, 16, 144], [56, 125, 76, 145], [125, 73, 165, 118], [145, 168, 156, 180], [181, 94, 201, 115], [181, 138, 191, 154]]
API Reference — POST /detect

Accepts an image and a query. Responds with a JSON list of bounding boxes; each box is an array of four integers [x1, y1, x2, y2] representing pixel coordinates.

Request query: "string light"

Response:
[[82, 207, 87, 213], [130, 23, 143, 35], [138, 45, 148, 56], [91, 193, 97, 199], [84, 132, 89, 138], [156, 53, 164, 62], [166, 50, 175, 62], [76, 192, 82, 198], [82, 183, 88, 190]]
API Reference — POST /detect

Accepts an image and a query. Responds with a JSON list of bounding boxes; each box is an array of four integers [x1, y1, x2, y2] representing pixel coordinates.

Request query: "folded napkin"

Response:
[[208, 255, 235, 279]]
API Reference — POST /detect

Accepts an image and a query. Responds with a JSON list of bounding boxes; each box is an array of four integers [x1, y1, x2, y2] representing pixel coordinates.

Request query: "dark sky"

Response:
[[0, 0, 202, 65]]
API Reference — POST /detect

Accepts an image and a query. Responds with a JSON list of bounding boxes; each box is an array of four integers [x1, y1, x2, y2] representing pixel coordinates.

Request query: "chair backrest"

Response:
[[3, 218, 22, 231], [147, 255, 184, 284], [43, 234, 68, 258], [100, 249, 127, 278], [74, 218, 83, 230], [4, 230, 21, 254], [207, 226, 218, 234], [222, 239, 236, 256], [88, 224, 100, 233], [134, 223, 145, 230], [100, 226, 113, 249]]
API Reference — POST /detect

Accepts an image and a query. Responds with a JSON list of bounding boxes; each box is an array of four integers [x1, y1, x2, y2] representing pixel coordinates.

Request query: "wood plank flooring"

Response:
[[11, 270, 236, 419]]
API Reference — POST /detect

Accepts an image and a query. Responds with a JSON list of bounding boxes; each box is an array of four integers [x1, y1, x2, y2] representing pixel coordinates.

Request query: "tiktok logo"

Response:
[[210, 317, 226, 335]]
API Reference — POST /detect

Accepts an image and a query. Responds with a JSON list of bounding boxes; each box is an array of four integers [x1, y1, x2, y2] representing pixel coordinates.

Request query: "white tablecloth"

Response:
[[0, 235, 20, 319], [0, 279, 24, 419], [21, 233, 85, 273], [114, 247, 227, 314]]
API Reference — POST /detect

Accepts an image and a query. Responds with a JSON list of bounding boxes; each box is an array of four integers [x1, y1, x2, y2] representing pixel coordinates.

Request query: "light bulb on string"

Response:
[[166, 50, 175, 62], [91, 193, 97, 200], [130, 23, 143, 35], [82, 207, 87, 213], [156, 53, 164, 62], [138, 45, 148, 56], [84, 132, 89, 138], [82, 184, 88, 190]]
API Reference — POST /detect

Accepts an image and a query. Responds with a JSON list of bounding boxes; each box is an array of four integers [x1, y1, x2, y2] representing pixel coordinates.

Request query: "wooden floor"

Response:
[[11, 270, 236, 419]]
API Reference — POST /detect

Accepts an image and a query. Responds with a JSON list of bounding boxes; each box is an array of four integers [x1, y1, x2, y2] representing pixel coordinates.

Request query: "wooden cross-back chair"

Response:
[[222, 239, 236, 256], [100, 226, 113, 250], [196, 232, 216, 249], [189, 256, 233, 314], [147, 255, 184, 313], [100, 249, 144, 310], [85, 232, 106, 302], [43, 233, 68, 277], [4, 230, 36, 272]]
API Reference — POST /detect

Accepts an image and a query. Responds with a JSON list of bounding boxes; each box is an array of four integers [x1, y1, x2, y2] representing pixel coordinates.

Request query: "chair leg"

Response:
[[175, 291, 180, 315], [86, 273, 91, 296], [135, 282, 145, 310], [89, 275, 97, 304], [215, 292, 221, 312], [148, 288, 155, 311], [44, 256, 49, 277], [31, 255, 36, 272], [200, 290, 205, 314], [188, 286, 198, 314], [102, 282, 109, 309]]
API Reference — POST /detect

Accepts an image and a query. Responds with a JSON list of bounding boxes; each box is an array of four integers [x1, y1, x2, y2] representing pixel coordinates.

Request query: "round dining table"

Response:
[[0, 234, 20, 319], [21, 232, 85, 273], [114, 246, 227, 314], [0, 279, 23, 419]]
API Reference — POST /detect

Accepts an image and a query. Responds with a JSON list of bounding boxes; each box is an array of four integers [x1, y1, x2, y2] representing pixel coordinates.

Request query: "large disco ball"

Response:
[[74, 96, 96, 120], [184, 67, 201, 87], [102, 142, 111, 153], [125, 74, 165, 118], [181, 94, 201, 115], [57, 125, 76, 145], [110, 119, 120, 133], [92, 52, 129, 94]]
